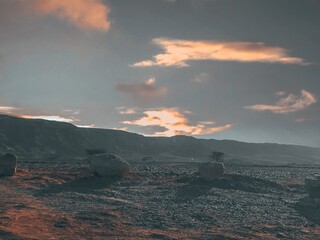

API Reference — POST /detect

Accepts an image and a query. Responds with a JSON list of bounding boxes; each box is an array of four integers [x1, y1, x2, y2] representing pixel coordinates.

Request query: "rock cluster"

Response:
[[198, 161, 225, 181], [0, 153, 17, 177], [89, 153, 130, 177]]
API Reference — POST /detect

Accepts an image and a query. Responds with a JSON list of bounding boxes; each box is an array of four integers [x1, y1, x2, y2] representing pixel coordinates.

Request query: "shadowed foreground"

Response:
[[0, 162, 320, 239]]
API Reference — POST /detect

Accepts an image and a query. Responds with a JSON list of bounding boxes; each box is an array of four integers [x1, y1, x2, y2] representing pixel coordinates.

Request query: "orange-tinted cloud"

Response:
[[122, 107, 233, 137], [116, 78, 167, 102], [245, 90, 317, 114], [0, 105, 78, 123], [0, 106, 18, 113], [0, 104, 96, 127], [132, 38, 307, 67], [28, 0, 111, 31]]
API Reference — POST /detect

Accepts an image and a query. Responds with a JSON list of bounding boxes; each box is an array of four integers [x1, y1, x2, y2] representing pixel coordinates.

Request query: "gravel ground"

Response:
[[1, 162, 320, 239]]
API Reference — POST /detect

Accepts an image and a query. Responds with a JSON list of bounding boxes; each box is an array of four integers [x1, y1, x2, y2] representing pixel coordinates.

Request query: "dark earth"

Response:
[[1, 162, 320, 239]]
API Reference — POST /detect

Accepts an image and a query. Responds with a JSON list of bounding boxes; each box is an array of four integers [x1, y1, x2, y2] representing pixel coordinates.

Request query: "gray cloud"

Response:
[[116, 78, 167, 102]]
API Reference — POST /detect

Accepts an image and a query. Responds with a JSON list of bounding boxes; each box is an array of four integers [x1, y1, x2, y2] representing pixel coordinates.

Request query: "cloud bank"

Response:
[[122, 107, 233, 137], [28, 0, 111, 31], [132, 38, 307, 67], [245, 90, 317, 114]]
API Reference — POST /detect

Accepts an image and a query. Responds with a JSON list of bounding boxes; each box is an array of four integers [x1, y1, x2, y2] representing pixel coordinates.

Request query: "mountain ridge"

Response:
[[0, 114, 319, 165]]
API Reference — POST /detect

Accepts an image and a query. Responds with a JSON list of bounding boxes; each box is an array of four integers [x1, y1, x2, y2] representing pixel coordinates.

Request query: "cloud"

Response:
[[62, 109, 80, 115], [20, 114, 75, 123], [245, 90, 317, 114], [76, 124, 95, 128], [0, 105, 77, 123], [116, 78, 167, 102], [27, 0, 111, 31], [132, 38, 307, 67], [294, 118, 310, 123], [112, 126, 129, 131], [194, 72, 210, 83], [116, 107, 138, 115], [0, 106, 18, 113], [122, 107, 233, 137]]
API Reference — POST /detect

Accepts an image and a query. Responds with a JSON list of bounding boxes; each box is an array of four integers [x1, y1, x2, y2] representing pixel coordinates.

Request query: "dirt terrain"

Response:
[[1, 162, 320, 240]]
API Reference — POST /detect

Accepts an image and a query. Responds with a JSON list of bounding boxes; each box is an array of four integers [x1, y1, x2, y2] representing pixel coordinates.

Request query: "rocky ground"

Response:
[[0, 162, 320, 240]]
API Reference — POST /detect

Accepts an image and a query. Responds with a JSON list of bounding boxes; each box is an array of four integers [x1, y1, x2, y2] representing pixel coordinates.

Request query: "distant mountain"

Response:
[[0, 114, 319, 165]]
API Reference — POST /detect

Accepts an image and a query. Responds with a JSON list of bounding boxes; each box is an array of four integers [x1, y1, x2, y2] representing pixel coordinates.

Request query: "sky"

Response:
[[0, 0, 319, 147]]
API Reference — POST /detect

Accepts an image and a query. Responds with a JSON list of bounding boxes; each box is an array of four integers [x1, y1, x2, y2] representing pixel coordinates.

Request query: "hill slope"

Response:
[[0, 114, 319, 165]]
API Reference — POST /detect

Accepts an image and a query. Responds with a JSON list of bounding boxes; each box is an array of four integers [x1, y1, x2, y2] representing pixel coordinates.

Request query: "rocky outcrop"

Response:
[[198, 162, 225, 181], [89, 153, 130, 177], [0, 153, 17, 177]]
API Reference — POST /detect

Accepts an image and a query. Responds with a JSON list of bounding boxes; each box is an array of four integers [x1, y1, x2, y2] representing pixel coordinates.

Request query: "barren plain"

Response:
[[1, 162, 320, 240]]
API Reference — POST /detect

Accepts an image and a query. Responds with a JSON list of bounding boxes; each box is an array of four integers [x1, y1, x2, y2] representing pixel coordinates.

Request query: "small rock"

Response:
[[276, 232, 288, 238], [54, 219, 68, 228]]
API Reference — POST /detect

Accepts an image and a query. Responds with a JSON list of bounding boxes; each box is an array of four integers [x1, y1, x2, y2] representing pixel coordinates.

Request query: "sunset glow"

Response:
[[0, 0, 319, 146]]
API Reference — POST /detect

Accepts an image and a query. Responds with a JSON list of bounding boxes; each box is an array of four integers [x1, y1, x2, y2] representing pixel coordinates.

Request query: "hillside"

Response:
[[0, 114, 319, 165]]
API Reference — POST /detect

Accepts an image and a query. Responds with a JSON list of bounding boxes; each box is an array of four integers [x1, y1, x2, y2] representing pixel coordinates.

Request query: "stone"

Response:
[[54, 219, 68, 228], [0, 153, 17, 177], [89, 153, 130, 177], [198, 161, 225, 181]]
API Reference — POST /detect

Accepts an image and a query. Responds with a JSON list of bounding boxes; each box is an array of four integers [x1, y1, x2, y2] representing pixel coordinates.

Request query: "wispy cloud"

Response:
[[20, 114, 75, 123], [132, 38, 307, 67], [116, 77, 167, 102], [0, 105, 79, 123], [194, 72, 210, 83], [62, 109, 80, 115], [112, 126, 129, 131], [0, 106, 18, 113], [27, 0, 111, 31], [122, 107, 233, 137], [76, 124, 95, 128], [116, 107, 138, 115], [245, 90, 317, 114], [294, 118, 311, 123]]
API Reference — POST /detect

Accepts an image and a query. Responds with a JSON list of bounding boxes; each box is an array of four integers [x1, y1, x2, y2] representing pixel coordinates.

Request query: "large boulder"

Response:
[[89, 153, 130, 177], [0, 153, 17, 177], [198, 161, 225, 181]]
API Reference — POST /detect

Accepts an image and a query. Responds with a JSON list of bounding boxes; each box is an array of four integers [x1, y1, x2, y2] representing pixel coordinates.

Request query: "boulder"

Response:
[[0, 153, 17, 177], [198, 161, 225, 181], [89, 153, 130, 177]]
